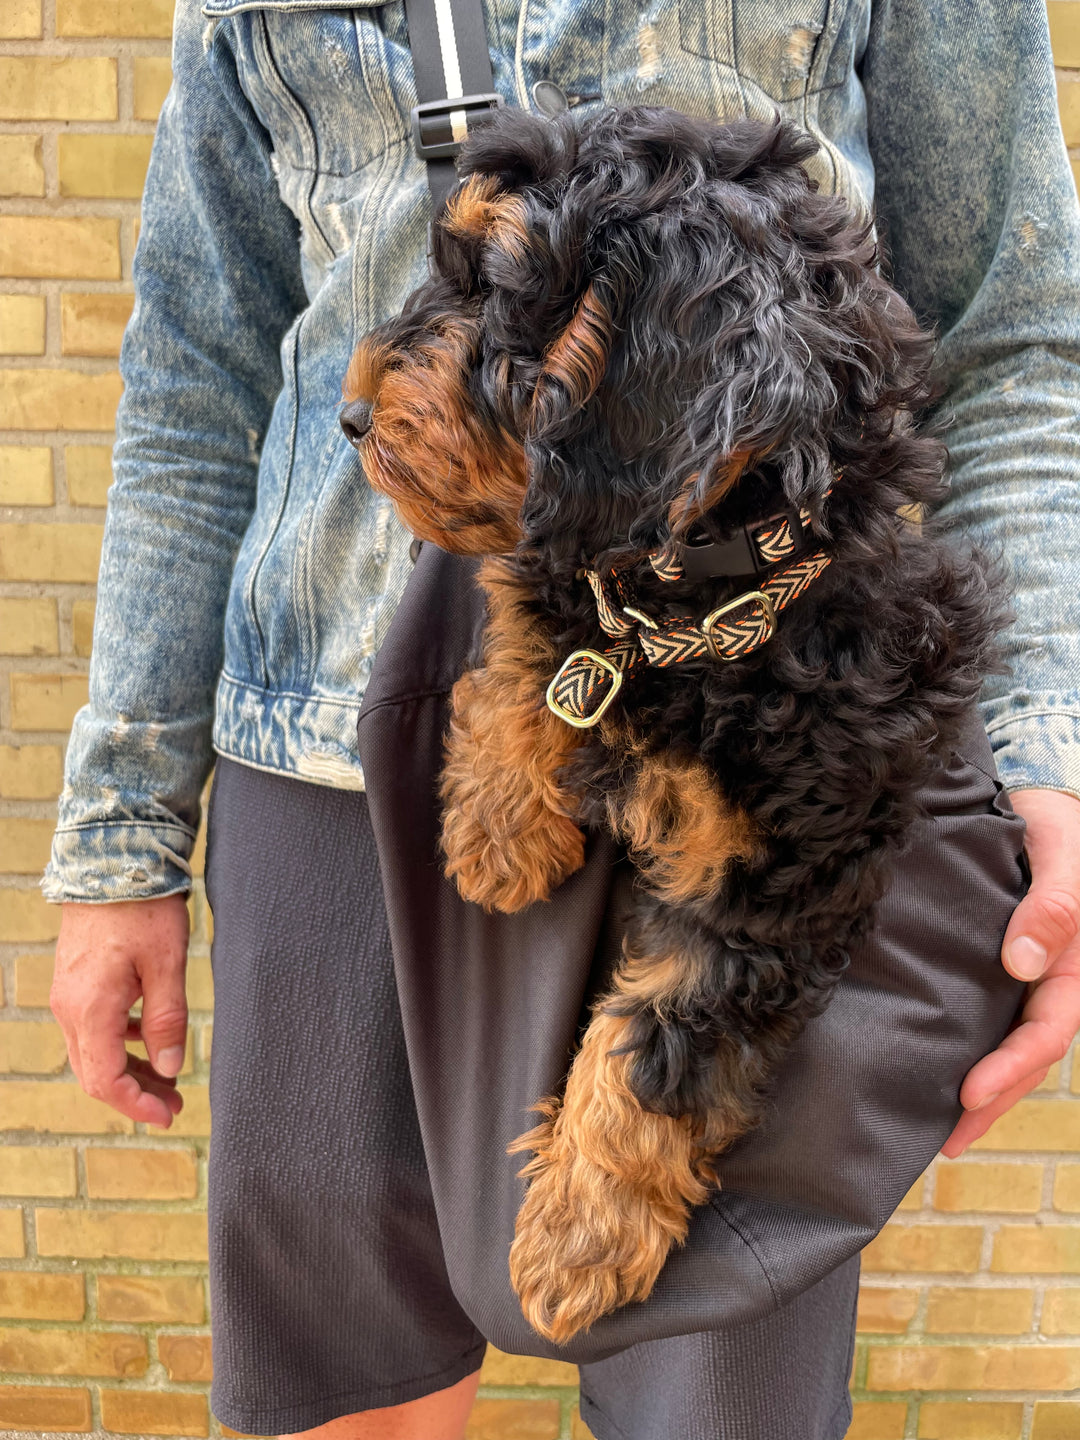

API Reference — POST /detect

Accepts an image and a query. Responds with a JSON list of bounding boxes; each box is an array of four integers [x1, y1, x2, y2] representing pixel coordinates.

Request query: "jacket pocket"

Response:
[[678, 0, 832, 100]]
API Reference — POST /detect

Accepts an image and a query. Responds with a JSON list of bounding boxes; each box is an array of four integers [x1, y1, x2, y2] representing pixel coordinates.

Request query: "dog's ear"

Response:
[[442, 174, 531, 263], [530, 283, 613, 433]]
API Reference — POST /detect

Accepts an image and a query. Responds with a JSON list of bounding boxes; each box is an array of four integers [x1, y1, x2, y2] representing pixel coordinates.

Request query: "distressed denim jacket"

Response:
[[45, 0, 1080, 901]]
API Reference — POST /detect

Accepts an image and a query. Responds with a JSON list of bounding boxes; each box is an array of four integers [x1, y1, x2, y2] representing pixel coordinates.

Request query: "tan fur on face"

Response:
[[344, 317, 526, 555], [444, 174, 530, 261], [440, 556, 588, 912]]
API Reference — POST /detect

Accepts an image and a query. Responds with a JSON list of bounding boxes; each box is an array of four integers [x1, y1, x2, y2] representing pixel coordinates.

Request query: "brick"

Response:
[[856, 1286, 919, 1333], [134, 57, 173, 120], [0, 599, 59, 655], [970, 1099, 1080, 1152], [0, 1385, 91, 1432], [72, 599, 96, 657], [147, 1085, 209, 1138], [0, 137, 44, 198], [99, 1389, 208, 1436], [896, 1176, 924, 1212], [1058, 77, 1080, 147], [158, 1333, 212, 1382], [65, 446, 113, 507], [993, 1225, 1080, 1273], [0, 446, 53, 505], [570, 1410, 593, 1440], [0, 889, 61, 942], [0, 295, 45, 357], [10, 674, 90, 732], [0, 1083, 131, 1135], [0, 58, 117, 122], [0, 1, 42, 39], [36, 1208, 207, 1262], [0, 1271, 84, 1321], [58, 135, 153, 200], [0, 523, 104, 583], [847, 1403, 907, 1440], [924, 1286, 1034, 1334], [61, 293, 133, 359], [861, 1224, 983, 1274], [1042, 1289, 1080, 1334], [465, 1399, 561, 1440], [1034, 1402, 1080, 1439], [0, 747, 63, 801], [86, 1146, 197, 1200], [0, 1326, 145, 1377], [97, 1274, 204, 1324], [14, 952, 55, 1006], [1036, 1061, 1063, 1093], [0, 820, 57, 878], [0, 219, 121, 281], [1072, 158, 1080, 198], [867, 1343, 1080, 1391], [0, 370, 122, 432], [479, 1346, 577, 1385], [0, 1020, 68, 1074], [0, 1213, 24, 1259], [57, 0, 174, 38], [186, 956, 214, 1011], [0, 1148, 75, 1198], [917, 1400, 1023, 1439], [1049, 2, 1080, 66], [1054, 1162, 1080, 1210]]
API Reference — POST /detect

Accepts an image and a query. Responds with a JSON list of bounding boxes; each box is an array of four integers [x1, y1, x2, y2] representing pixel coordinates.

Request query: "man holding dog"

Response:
[[45, 0, 1080, 1437]]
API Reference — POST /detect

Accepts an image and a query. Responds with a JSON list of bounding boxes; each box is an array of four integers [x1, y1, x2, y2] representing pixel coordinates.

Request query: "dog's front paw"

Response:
[[507, 1056, 710, 1343], [443, 804, 586, 912]]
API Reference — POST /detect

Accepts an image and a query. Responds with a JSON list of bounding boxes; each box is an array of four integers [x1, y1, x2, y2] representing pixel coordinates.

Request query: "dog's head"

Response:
[[342, 106, 938, 568]]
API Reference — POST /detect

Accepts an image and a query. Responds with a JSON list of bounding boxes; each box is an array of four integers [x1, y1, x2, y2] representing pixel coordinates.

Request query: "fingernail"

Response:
[[972, 1091, 1001, 1111], [156, 1046, 184, 1077], [1006, 936, 1048, 981]]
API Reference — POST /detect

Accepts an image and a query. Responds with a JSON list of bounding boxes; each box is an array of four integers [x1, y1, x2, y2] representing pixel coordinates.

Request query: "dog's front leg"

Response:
[[440, 556, 588, 913]]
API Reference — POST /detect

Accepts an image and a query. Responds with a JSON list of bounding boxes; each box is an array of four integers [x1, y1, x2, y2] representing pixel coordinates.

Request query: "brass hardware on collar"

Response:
[[621, 605, 658, 630], [701, 590, 777, 662], [546, 649, 624, 728]]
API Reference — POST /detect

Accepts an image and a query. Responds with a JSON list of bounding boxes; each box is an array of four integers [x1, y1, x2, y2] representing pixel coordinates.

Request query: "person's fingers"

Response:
[[1001, 790, 1080, 982], [135, 939, 189, 1079], [959, 961, 1080, 1108], [942, 1067, 1050, 1158]]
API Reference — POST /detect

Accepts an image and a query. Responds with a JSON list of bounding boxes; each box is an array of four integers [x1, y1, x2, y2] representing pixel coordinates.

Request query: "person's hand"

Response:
[[51, 896, 189, 1128], [942, 789, 1080, 1158]]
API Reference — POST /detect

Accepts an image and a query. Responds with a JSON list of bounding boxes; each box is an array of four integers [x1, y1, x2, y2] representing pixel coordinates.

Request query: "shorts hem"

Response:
[[211, 1338, 488, 1434], [578, 1383, 854, 1440]]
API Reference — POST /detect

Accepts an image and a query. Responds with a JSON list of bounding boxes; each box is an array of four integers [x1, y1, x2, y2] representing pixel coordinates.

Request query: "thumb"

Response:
[[1002, 789, 1080, 982], [139, 959, 189, 1078]]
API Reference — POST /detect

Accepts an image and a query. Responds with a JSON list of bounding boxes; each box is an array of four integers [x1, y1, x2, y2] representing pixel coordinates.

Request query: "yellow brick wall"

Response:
[[0, 2, 1078, 1437]]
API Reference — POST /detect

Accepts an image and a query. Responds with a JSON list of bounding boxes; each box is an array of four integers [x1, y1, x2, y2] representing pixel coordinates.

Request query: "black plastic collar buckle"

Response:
[[411, 94, 505, 161], [678, 504, 810, 583]]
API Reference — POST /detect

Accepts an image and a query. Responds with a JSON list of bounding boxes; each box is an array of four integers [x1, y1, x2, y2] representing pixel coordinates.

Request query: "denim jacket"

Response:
[[45, 0, 1080, 902]]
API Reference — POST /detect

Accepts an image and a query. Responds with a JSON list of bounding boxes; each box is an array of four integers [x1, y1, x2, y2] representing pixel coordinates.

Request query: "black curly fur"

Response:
[[356, 105, 1008, 1143]]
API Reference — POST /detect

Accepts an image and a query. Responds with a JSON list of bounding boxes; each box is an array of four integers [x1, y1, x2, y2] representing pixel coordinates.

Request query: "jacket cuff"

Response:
[[981, 696, 1080, 800], [42, 821, 197, 904]]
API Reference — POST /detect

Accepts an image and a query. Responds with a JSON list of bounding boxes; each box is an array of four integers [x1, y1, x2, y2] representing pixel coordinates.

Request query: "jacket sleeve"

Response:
[[43, 1, 307, 902], [861, 0, 1080, 798]]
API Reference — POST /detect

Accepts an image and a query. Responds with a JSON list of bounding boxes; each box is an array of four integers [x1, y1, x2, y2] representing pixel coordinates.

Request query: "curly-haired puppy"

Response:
[[340, 106, 1004, 1345]]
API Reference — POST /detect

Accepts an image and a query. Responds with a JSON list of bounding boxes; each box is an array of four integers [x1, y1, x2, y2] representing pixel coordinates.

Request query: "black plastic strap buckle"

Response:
[[411, 94, 505, 161], [678, 504, 810, 583]]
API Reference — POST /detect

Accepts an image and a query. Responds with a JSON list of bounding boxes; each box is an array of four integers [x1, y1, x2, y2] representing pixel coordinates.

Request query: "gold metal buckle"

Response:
[[701, 590, 777, 662], [545, 649, 624, 728]]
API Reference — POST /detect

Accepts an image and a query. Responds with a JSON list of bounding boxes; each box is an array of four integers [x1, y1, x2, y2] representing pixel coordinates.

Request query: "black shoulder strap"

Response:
[[403, 0, 503, 209]]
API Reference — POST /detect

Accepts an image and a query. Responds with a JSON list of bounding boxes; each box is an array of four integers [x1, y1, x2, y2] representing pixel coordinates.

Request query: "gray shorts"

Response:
[[205, 755, 860, 1440]]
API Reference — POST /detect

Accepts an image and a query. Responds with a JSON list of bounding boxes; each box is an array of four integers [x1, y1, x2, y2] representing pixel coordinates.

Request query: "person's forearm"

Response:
[[44, 0, 306, 902]]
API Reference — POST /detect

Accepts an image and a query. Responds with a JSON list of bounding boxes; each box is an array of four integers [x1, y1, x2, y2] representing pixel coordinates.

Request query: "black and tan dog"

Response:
[[340, 106, 1004, 1344]]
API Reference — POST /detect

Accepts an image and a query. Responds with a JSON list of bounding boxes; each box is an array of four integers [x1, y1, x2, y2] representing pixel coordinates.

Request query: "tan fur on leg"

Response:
[[440, 556, 588, 912], [601, 731, 759, 904], [508, 941, 754, 1344]]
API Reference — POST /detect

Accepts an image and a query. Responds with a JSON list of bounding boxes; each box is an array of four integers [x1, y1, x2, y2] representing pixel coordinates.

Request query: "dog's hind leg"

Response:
[[440, 555, 588, 912]]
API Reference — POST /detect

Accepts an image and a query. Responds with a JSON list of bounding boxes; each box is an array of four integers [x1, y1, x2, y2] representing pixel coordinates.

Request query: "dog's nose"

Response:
[[340, 398, 374, 448]]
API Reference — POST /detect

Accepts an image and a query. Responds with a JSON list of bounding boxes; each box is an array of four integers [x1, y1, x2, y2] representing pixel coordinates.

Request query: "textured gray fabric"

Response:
[[205, 755, 860, 1439], [356, 543, 1028, 1360]]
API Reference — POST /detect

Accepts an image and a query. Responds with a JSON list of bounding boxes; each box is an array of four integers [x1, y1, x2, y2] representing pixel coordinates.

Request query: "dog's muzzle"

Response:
[[340, 399, 374, 448]]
